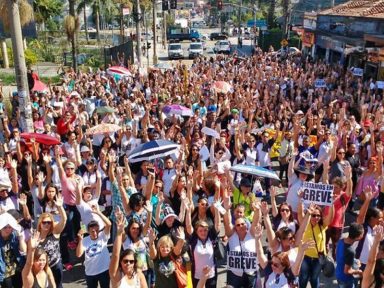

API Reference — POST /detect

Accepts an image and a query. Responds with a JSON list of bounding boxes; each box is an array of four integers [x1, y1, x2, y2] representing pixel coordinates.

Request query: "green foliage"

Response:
[[25, 48, 39, 66], [33, 0, 64, 25]]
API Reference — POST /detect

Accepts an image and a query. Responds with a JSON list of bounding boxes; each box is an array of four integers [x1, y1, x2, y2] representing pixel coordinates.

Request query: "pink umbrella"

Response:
[[213, 81, 232, 94], [107, 66, 132, 77], [32, 80, 48, 93]]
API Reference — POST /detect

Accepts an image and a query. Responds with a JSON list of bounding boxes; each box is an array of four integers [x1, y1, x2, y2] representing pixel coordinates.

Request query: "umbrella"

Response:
[[20, 132, 60, 146], [107, 66, 132, 76], [86, 123, 121, 135], [201, 127, 220, 139], [96, 106, 116, 114], [162, 104, 192, 116], [128, 140, 180, 163], [230, 164, 280, 181], [32, 80, 48, 93], [213, 81, 232, 94]]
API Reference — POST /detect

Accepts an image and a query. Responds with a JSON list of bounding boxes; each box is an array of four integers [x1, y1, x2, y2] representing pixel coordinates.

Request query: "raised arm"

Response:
[[109, 209, 125, 285], [270, 186, 279, 217], [362, 226, 384, 288], [92, 205, 112, 235], [22, 231, 40, 288], [295, 204, 313, 247], [254, 224, 268, 269], [54, 145, 64, 179], [223, 196, 234, 237], [155, 192, 164, 226], [291, 240, 315, 276], [94, 170, 102, 200], [142, 201, 153, 236], [10, 159, 19, 194], [25, 154, 34, 189], [19, 193, 32, 222], [261, 201, 279, 252], [52, 194, 67, 235], [357, 186, 374, 225]]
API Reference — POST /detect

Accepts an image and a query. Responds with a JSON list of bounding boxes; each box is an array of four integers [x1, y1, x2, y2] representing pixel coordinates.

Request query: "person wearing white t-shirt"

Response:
[[76, 207, 112, 288], [75, 171, 105, 229]]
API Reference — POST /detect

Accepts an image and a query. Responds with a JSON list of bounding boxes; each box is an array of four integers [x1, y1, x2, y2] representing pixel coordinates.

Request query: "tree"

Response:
[[0, 0, 34, 132], [65, 0, 79, 71], [33, 0, 63, 31], [267, 0, 275, 28], [77, 0, 91, 43]]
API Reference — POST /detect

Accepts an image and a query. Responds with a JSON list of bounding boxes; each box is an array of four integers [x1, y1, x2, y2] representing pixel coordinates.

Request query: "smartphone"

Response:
[[147, 168, 155, 173]]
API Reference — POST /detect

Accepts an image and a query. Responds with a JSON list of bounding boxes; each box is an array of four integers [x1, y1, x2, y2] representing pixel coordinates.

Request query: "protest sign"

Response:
[[227, 251, 258, 271], [315, 79, 326, 88], [377, 81, 384, 89], [353, 68, 363, 77], [302, 182, 334, 206]]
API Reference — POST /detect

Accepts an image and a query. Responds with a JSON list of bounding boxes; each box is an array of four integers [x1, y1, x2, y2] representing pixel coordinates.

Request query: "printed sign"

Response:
[[377, 81, 384, 89], [314, 79, 326, 88], [353, 68, 364, 77], [227, 251, 258, 270], [302, 181, 334, 206]]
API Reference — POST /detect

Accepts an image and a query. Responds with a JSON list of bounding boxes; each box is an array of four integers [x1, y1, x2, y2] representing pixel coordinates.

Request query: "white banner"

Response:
[[377, 81, 384, 89], [302, 182, 334, 206]]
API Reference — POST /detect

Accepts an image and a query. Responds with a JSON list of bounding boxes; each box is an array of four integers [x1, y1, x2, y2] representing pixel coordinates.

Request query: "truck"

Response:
[[167, 26, 201, 42]]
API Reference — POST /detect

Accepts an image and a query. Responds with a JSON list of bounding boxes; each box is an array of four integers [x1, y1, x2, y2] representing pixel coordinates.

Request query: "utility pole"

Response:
[[238, 0, 242, 35], [163, 10, 167, 49], [135, 0, 142, 66], [152, 0, 158, 64], [7, 0, 33, 132], [145, 12, 149, 67]]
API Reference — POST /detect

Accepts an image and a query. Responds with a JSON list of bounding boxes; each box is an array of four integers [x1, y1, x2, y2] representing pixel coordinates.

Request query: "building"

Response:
[[302, 0, 384, 79]]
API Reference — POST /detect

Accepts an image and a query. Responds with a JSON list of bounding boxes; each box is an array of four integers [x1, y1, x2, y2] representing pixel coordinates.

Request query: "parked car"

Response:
[[188, 42, 204, 59], [214, 40, 231, 54], [274, 46, 301, 58], [168, 43, 183, 60], [209, 32, 228, 40]]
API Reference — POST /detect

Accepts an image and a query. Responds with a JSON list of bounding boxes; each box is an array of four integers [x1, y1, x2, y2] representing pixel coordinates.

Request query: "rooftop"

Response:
[[319, 0, 384, 18]]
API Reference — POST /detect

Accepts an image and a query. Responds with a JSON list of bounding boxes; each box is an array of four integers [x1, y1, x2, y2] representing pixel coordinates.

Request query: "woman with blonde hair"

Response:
[[36, 194, 67, 288], [22, 231, 56, 288], [149, 228, 185, 288]]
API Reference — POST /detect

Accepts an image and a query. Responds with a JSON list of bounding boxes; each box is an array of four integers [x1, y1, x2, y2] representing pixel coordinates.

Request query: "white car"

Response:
[[214, 40, 231, 54], [168, 43, 183, 60], [274, 46, 301, 58], [188, 42, 204, 59]]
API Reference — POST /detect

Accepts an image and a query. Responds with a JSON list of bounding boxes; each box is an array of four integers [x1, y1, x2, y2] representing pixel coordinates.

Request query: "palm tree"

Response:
[[65, 0, 79, 71], [267, 0, 275, 28], [77, 0, 91, 43], [33, 0, 63, 31]]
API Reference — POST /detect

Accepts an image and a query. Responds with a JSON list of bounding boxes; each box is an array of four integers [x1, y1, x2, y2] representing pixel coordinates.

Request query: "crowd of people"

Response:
[[0, 48, 383, 288]]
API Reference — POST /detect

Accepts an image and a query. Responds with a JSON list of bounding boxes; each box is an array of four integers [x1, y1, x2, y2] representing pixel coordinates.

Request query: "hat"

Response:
[[294, 165, 315, 179], [231, 108, 239, 114], [162, 206, 178, 223], [296, 110, 304, 116], [240, 178, 252, 187], [80, 146, 90, 153], [0, 212, 21, 232]]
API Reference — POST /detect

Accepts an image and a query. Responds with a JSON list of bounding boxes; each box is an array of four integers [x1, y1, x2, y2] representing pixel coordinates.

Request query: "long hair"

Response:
[[119, 249, 138, 273], [125, 218, 143, 242], [33, 248, 49, 273], [37, 213, 55, 235], [43, 184, 58, 205]]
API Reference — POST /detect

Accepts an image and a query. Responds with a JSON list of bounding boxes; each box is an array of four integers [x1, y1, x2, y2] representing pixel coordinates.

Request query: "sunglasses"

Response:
[[311, 214, 321, 218], [236, 222, 246, 227], [280, 208, 290, 213], [271, 262, 281, 269], [122, 259, 135, 264], [217, 151, 224, 155], [42, 221, 52, 225], [66, 167, 75, 170]]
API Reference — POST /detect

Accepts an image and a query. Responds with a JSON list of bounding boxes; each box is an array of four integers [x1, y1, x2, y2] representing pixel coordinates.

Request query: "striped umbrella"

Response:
[[128, 140, 180, 163]]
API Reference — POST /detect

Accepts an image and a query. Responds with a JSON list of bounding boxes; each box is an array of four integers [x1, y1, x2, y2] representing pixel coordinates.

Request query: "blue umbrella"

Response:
[[128, 140, 180, 163], [230, 164, 280, 181]]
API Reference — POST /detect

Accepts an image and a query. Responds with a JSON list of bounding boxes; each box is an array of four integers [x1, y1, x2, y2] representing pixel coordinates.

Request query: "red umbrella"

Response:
[[21, 133, 61, 146], [32, 80, 48, 93]]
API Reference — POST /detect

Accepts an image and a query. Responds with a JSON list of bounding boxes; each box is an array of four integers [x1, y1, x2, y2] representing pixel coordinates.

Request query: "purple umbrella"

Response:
[[162, 104, 193, 116]]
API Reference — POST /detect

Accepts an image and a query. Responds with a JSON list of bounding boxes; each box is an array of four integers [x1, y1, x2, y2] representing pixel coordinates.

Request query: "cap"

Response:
[[296, 110, 304, 115], [0, 212, 21, 232], [80, 146, 90, 153], [162, 206, 178, 223], [231, 108, 239, 114], [240, 178, 252, 187]]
